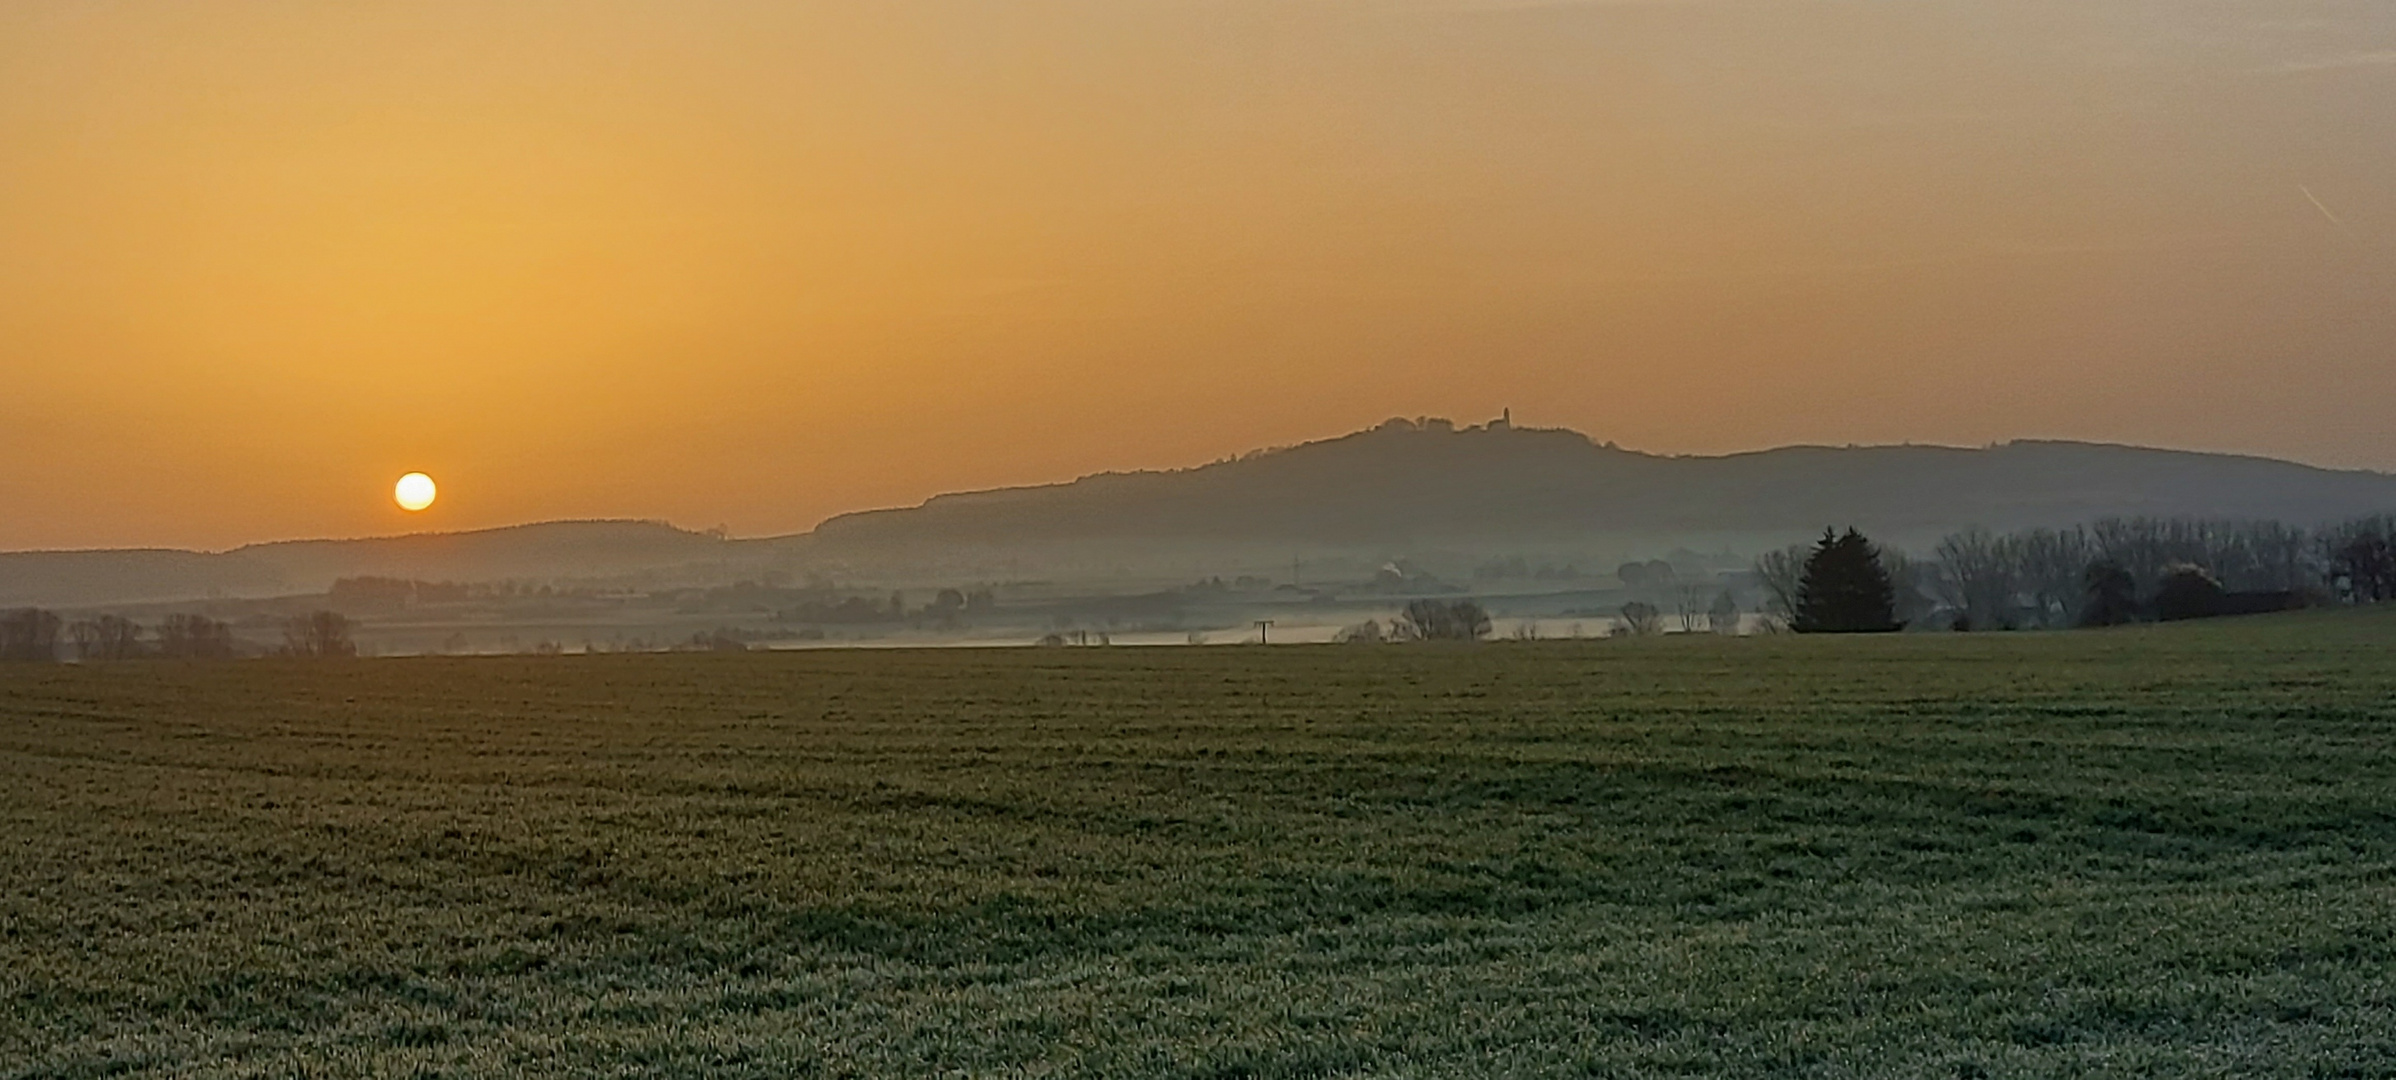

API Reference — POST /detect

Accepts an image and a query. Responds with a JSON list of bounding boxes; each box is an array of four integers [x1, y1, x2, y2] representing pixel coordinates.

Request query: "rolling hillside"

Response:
[[808, 419, 2396, 552], [9, 420, 2396, 607], [0, 521, 744, 608]]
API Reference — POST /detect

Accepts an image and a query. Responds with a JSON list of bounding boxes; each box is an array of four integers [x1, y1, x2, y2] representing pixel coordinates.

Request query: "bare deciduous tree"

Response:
[[1916, 517, 2340, 630], [1333, 620, 1385, 644], [1875, 546, 1941, 629], [68, 615, 146, 661], [2089, 517, 2316, 596], [2324, 516, 2396, 604], [0, 608, 62, 662], [1708, 590, 1741, 635], [1392, 600, 1492, 642], [157, 614, 238, 660], [2009, 528, 2093, 628], [1752, 545, 1808, 626], [1934, 528, 2018, 631], [1673, 584, 1706, 633], [67, 620, 103, 662], [2080, 559, 2140, 627], [281, 611, 356, 658]]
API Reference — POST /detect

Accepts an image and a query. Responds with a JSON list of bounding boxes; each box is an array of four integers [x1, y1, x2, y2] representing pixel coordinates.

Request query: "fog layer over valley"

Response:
[[7, 420, 2396, 655]]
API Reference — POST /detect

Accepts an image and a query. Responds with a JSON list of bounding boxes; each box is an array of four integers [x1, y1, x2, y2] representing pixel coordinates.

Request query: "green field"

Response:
[[7, 613, 2396, 1077]]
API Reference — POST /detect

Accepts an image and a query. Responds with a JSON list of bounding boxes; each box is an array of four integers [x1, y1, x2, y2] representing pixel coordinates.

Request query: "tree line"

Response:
[[1334, 598, 1495, 643], [10, 512, 2389, 658], [1755, 513, 2396, 633], [0, 609, 357, 662]]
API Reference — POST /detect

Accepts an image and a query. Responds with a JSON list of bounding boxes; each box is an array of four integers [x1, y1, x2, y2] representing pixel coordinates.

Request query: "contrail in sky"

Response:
[[2300, 185, 2362, 245], [2300, 185, 2344, 226]]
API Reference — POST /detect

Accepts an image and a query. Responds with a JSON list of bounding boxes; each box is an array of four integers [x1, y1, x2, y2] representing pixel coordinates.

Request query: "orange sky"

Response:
[[3, 0, 2393, 550]]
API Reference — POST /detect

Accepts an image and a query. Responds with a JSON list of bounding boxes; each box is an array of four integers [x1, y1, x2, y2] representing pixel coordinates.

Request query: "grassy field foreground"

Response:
[[6, 613, 2396, 1077]]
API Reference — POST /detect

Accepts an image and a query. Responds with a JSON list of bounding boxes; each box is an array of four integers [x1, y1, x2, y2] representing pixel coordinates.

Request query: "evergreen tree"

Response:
[[1793, 528, 1901, 633], [2151, 566, 2225, 622]]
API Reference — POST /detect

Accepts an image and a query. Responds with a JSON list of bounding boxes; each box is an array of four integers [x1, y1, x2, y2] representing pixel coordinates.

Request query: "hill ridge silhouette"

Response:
[[7, 421, 2396, 606], [807, 421, 2396, 550]]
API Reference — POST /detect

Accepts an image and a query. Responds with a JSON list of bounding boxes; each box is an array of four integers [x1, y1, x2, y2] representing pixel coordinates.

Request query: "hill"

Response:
[[0, 520, 741, 608], [9, 421, 2396, 607], [808, 418, 2396, 554]]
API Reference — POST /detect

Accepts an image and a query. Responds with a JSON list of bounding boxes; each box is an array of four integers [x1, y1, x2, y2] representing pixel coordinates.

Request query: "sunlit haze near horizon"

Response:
[[4, 0, 2394, 550]]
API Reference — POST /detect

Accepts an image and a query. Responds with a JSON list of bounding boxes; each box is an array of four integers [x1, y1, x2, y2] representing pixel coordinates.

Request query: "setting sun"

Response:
[[9, 3, 2396, 1069], [394, 473, 437, 513]]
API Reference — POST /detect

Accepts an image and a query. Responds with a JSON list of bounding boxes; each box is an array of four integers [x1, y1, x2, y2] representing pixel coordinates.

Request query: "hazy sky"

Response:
[[4, 0, 2393, 550]]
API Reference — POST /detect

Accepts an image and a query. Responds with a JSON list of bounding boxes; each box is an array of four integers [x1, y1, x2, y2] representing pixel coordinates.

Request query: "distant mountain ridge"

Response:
[[7, 421, 2396, 607], [807, 420, 2396, 551], [0, 520, 734, 608]]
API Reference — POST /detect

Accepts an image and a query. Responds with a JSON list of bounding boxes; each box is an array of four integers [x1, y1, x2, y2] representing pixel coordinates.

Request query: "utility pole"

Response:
[[1254, 619, 1275, 645]]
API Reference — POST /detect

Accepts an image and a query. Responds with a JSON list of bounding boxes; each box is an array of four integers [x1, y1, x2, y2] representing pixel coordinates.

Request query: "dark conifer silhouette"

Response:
[[2151, 566, 2226, 622], [1793, 529, 1901, 633]]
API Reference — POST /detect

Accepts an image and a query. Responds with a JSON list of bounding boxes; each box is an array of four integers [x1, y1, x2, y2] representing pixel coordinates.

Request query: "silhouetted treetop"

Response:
[[1794, 529, 1900, 634]]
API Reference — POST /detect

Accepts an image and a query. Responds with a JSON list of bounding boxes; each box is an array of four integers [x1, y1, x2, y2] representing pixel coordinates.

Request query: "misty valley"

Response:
[[12, 0, 2396, 1068], [8, 420, 2396, 659]]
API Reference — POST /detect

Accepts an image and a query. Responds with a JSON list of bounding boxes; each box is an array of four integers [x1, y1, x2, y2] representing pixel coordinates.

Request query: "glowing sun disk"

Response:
[[395, 472, 438, 512]]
